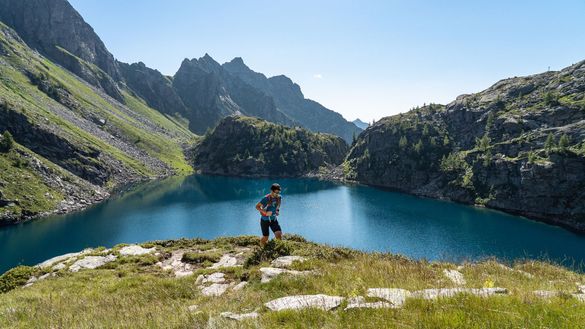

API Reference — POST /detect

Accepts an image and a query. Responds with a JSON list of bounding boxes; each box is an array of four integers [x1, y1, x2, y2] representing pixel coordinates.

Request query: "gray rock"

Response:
[[577, 284, 585, 294], [533, 290, 559, 298], [271, 256, 307, 268], [119, 245, 156, 256], [175, 270, 194, 278], [259, 267, 311, 283], [210, 254, 240, 269], [69, 255, 117, 272], [412, 287, 508, 300], [573, 294, 585, 302], [201, 283, 230, 297], [196, 272, 226, 284], [220, 311, 259, 321], [265, 294, 344, 311], [443, 269, 466, 285], [344, 296, 394, 310], [52, 263, 66, 271], [36, 249, 92, 268], [367, 288, 412, 307], [187, 305, 198, 312], [232, 281, 248, 291], [157, 250, 194, 277]]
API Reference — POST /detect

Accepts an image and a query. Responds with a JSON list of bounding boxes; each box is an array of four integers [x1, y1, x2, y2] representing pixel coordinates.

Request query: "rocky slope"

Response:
[[1, 236, 584, 328], [0, 21, 195, 224], [345, 62, 585, 232], [193, 116, 348, 177], [223, 57, 362, 143], [0, 0, 123, 101], [172, 55, 295, 134]]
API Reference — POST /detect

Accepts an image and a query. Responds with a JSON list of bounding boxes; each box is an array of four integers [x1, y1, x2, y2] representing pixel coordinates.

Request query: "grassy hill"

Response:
[[1, 236, 584, 328], [0, 22, 196, 224]]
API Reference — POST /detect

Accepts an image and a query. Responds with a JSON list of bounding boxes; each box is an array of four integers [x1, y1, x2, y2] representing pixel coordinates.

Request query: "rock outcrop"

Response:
[[346, 61, 585, 232], [0, 0, 123, 101]]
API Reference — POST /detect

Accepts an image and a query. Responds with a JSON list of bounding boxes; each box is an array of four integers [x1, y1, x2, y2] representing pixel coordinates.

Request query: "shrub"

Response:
[[181, 252, 221, 264], [544, 132, 555, 154], [244, 240, 291, 268], [0, 130, 15, 152], [558, 133, 570, 151], [0, 266, 35, 293]]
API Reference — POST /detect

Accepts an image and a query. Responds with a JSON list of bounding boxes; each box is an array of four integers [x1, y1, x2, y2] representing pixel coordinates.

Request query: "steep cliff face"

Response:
[[223, 58, 362, 143], [0, 0, 123, 101], [118, 61, 188, 118], [172, 55, 294, 134], [346, 61, 585, 231], [193, 116, 348, 177]]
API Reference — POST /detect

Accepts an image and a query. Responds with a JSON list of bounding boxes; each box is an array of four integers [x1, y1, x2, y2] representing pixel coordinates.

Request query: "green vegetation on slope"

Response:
[[1, 236, 584, 328], [0, 22, 196, 222], [194, 115, 349, 177]]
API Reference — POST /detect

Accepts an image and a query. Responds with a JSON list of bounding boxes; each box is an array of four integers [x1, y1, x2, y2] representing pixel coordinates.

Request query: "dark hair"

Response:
[[271, 183, 281, 191]]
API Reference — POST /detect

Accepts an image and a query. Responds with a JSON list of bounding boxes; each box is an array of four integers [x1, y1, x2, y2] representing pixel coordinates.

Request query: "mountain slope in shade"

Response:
[[0, 0, 123, 101], [223, 57, 362, 143], [171, 54, 295, 134], [352, 119, 369, 130]]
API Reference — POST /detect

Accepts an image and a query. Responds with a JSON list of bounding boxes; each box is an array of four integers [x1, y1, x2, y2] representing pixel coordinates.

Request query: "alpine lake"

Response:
[[2, 174, 585, 274]]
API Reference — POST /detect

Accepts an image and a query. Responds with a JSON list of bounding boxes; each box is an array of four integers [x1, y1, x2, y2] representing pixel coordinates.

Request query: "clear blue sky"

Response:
[[70, 0, 585, 122]]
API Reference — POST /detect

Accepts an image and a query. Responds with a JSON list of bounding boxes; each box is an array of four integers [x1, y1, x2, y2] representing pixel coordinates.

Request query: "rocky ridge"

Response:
[[346, 61, 585, 232]]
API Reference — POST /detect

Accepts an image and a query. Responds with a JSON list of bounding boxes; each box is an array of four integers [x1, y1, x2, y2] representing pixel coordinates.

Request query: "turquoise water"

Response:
[[2, 174, 585, 274]]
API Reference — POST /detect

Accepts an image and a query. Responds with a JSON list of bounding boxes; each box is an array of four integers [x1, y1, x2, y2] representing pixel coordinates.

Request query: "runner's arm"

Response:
[[256, 202, 271, 217]]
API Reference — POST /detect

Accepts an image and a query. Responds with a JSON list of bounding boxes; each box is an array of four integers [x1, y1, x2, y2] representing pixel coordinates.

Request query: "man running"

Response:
[[256, 183, 282, 246]]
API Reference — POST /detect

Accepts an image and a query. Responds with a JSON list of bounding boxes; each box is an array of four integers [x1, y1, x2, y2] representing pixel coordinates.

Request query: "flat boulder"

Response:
[[259, 267, 311, 283], [69, 255, 117, 272], [367, 288, 411, 307], [271, 256, 307, 268], [201, 283, 231, 297], [412, 287, 508, 300], [344, 296, 394, 310], [210, 254, 241, 269], [265, 294, 344, 311], [443, 269, 466, 285], [232, 281, 248, 291], [533, 290, 559, 298], [119, 245, 156, 256], [220, 312, 259, 321], [36, 249, 92, 268], [196, 272, 226, 285]]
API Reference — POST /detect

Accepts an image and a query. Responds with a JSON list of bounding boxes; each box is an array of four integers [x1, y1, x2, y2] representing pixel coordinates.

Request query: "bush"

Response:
[[244, 240, 291, 268], [181, 252, 221, 264], [0, 130, 14, 152], [0, 266, 35, 293]]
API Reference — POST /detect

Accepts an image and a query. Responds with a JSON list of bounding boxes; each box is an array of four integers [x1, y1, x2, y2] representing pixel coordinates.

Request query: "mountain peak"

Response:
[[223, 57, 253, 74]]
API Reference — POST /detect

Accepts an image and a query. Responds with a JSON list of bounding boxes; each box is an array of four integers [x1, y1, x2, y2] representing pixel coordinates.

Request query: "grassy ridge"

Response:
[[0, 22, 196, 220], [1, 236, 584, 328]]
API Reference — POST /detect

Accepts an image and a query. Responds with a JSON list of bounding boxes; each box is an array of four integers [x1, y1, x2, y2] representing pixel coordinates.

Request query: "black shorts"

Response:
[[260, 219, 282, 236]]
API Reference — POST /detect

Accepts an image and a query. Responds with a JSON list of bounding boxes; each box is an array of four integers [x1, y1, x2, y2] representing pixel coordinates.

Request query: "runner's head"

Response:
[[270, 183, 281, 196]]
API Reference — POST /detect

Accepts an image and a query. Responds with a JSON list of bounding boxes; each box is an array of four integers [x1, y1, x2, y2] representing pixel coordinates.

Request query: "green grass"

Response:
[[0, 145, 63, 219], [1, 236, 584, 328]]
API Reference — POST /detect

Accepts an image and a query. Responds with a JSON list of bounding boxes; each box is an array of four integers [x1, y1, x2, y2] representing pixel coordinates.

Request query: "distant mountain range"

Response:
[[0, 0, 361, 142], [352, 119, 369, 130]]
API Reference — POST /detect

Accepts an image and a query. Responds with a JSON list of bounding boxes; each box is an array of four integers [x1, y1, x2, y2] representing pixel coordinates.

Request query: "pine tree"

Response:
[[399, 136, 408, 150], [544, 133, 555, 153], [0, 130, 14, 152], [443, 135, 450, 146], [559, 133, 570, 151], [414, 139, 423, 154]]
